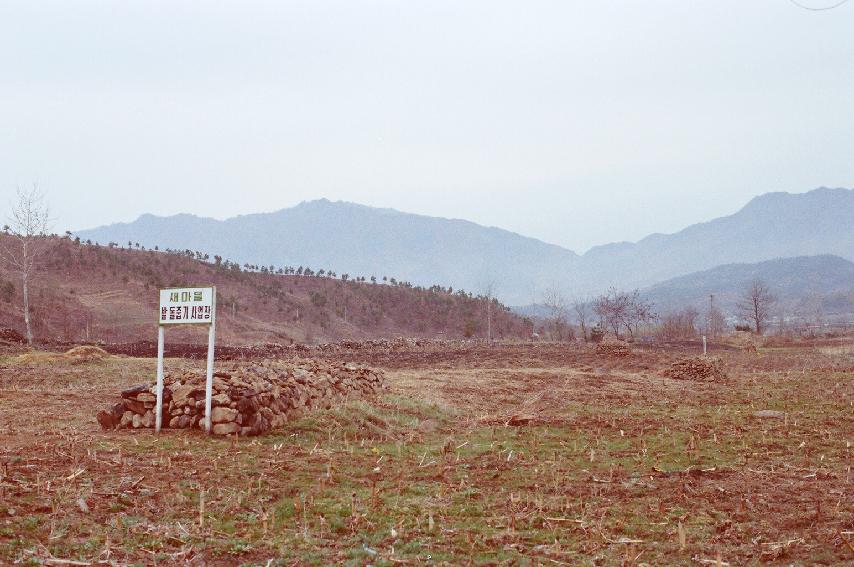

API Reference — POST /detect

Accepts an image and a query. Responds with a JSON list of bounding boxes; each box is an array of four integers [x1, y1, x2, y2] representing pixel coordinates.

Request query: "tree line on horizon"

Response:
[[48, 233, 487, 299], [537, 280, 779, 343]]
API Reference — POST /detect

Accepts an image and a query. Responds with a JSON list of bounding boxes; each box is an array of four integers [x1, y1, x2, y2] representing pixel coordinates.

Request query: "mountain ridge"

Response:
[[84, 199, 578, 257], [76, 187, 854, 304]]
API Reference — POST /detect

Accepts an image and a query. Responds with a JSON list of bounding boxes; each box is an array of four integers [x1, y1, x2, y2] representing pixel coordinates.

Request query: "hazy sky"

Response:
[[1, 0, 852, 253]]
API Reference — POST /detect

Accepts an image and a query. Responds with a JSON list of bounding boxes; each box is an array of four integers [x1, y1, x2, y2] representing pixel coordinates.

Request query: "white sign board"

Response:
[[154, 287, 217, 435], [159, 287, 215, 325]]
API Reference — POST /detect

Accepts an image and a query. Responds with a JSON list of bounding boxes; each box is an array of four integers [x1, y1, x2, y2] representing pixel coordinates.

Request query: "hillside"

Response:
[[76, 187, 854, 303], [76, 199, 578, 305], [642, 255, 854, 317], [0, 236, 531, 345]]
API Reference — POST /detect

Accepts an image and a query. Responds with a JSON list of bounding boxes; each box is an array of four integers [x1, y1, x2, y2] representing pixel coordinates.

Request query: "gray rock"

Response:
[[119, 410, 134, 428], [124, 399, 146, 415], [121, 384, 149, 398], [169, 415, 192, 429], [212, 422, 240, 436], [141, 410, 154, 428], [753, 410, 786, 419], [211, 406, 238, 423], [211, 393, 230, 406]]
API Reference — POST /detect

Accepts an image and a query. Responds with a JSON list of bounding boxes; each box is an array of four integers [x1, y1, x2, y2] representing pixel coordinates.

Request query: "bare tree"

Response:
[[542, 286, 570, 341], [737, 279, 777, 335], [593, 287, 656, 339], [657, 306, 700, 340], [0, 185, 52, 345], [593, 288, 626, 336], [572, 297, 592, 341]]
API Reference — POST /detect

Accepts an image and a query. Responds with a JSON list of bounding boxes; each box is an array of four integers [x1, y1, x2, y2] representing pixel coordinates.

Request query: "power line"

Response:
[[789, 0, 851, 10]]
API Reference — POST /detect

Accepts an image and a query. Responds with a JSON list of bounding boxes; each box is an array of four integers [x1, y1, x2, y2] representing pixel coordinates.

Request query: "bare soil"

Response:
[[1, 341, 853, 565]]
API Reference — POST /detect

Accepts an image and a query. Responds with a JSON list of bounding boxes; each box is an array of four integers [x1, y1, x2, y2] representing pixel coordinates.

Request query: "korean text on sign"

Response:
[[158, 287, 215, 325]]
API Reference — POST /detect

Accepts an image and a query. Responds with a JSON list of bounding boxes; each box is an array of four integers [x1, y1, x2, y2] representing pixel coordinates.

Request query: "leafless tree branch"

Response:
[[0, 183, 52, 344]]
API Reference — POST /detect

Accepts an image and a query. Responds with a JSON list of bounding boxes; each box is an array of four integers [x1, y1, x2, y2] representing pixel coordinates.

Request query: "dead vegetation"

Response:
[[1, 339, 853, 565], [0, 327, 26, 345], [15, 345, 111, 365]]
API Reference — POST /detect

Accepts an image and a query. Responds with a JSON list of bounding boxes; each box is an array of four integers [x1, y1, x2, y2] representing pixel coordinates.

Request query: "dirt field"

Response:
[[2, 341, 854, 565]]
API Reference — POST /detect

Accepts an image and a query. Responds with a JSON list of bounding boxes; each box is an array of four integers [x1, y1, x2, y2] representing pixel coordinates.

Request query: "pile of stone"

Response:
[[74, 337, 538, 366], [663, 356, 727, 382], [332, 337, 426, 351], [88, 337, 469, 360], [595, 340, 632, 357], [96, 358, 385, 436]]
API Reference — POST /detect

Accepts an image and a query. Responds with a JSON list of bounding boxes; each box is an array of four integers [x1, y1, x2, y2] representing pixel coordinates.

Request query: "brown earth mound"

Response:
[[15, 352, 60, 364], [663, 356, 727, 382], [595, 340, 632, 357], [17, 345, 112, 364], [64, 345, 110, 364], [96, 358, 385, 436]]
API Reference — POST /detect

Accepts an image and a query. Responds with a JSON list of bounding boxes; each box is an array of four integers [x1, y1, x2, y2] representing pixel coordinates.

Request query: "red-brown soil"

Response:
[[1, 339, 853, 564]]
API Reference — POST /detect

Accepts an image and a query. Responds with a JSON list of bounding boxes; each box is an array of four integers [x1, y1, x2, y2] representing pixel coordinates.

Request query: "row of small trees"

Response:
[[656, 281, 777, 339], [540, 279, 778, 342], [541, 287, 656, 341], [76, 235, 479, 298]]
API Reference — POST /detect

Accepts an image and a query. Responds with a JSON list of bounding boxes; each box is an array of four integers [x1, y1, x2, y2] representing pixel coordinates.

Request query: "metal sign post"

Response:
[[204, 301, 217, 434], [155, 287, 217, 434], [155, 325, 166, 431]]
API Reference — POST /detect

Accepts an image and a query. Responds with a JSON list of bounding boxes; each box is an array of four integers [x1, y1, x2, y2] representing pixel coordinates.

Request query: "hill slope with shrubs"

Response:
[[0, 236, 531, 345]]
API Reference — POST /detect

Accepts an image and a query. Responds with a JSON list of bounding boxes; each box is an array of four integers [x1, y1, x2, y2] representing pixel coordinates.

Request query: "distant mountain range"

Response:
[[642, 255, 854, 317], [579, 187, 854, 291], [76, 200, 578, 304], [76, 187, 854, 305]]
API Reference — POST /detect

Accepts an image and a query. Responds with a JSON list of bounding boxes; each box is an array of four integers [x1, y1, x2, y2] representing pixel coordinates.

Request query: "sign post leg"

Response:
[[155, 325, 165, 433], [204, 322, 216, 435]]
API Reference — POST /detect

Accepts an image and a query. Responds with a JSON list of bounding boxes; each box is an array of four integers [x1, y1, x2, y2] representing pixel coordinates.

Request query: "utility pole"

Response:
[[708, 294, 715, 338], [487, 299, 492, 343], [481, 281, 496, 343]]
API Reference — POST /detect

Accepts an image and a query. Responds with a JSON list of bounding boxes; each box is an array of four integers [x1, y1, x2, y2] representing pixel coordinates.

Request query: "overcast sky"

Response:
[[1, 0, 852, 252]]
